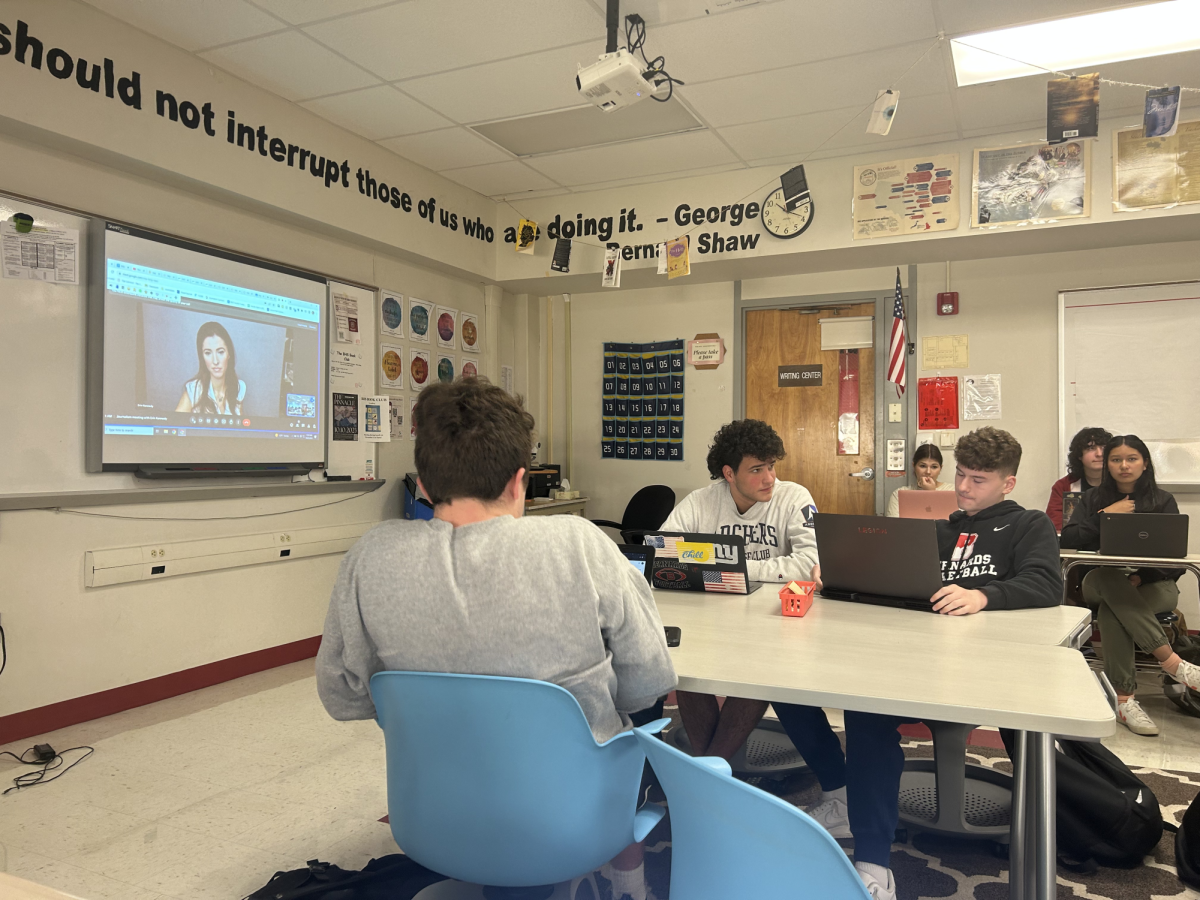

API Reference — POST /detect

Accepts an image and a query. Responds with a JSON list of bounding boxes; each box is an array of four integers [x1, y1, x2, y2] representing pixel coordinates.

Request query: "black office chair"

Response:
[[591, 485, 676, 545]]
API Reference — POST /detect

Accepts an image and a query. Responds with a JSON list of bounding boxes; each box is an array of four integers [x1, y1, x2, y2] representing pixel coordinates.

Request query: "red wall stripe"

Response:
[[0, 635, 321, 745]]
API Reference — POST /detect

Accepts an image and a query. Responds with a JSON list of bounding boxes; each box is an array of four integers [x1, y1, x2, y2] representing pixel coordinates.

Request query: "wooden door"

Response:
[[745, 303, 876, 515]]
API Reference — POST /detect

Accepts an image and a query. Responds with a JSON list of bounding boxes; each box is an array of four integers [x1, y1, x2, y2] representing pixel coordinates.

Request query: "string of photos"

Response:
[[602, 340, 684, 461]]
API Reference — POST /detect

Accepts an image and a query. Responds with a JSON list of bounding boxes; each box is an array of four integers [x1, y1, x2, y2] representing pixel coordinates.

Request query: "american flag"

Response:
[[645, 535, 679, 559], [886, 268, 907, 396], [703, 570, 747, 593]]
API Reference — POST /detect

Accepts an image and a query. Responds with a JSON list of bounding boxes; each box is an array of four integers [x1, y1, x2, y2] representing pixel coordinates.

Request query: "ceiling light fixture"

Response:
[[950, 0, 1200, 86]]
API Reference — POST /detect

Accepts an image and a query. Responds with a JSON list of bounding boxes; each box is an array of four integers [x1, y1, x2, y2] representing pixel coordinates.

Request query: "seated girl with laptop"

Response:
[[885, 443, 956, 517], [1061, 434, 1199, 736]]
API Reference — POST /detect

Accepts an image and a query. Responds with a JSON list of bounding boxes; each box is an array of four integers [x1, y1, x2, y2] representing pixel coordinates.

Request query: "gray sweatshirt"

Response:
[[316, 514, 677, 743], [661, 480, 819, 582]]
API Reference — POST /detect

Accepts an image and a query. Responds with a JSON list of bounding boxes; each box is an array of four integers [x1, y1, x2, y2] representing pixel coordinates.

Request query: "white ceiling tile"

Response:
[[718, 106, 870, 160], [401, 43, 602, 124], [440, 161, 560, 197], [525, 130, 739, 186], [200, 31, 380, 101], [565, 162, 747, 194], [250, 0, 401, 26], [652, 0, 939, 85], [82, 0, 285, 52], [819, 92, 959, 151], [683, 39, 950, 128], [380, 128, 512, 171], [300, 85, 451, 139], [305, 0, 605, 81]]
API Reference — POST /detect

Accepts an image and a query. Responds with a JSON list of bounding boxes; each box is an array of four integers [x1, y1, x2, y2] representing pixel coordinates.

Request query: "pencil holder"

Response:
[[780, 581, 815, 617]]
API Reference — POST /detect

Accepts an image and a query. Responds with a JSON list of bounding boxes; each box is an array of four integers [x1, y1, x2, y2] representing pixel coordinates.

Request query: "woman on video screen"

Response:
[[176, 321, 246, 416]]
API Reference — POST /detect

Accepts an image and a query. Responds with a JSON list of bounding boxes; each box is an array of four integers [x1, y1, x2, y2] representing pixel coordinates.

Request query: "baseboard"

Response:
[[0, 635, 321, 745]]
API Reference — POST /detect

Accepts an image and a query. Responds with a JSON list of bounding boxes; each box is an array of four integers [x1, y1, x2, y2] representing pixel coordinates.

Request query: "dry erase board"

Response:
[[1060, 281, 1200, 486]]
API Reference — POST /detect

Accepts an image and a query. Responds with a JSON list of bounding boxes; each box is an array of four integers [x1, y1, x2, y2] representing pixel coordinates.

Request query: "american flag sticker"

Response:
[[703, 570, 747, 593], [645, 535, 680, 558]]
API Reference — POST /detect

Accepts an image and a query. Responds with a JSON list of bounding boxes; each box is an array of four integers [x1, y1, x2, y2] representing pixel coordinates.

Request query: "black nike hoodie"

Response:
[[935, 500, 1061, 610]]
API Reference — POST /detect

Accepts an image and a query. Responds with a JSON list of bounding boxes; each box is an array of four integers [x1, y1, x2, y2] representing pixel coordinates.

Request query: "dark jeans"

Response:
[[774, 704, 914, 868]]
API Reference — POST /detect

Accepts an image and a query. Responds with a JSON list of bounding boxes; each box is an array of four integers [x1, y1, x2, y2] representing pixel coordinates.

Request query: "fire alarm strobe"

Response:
[[937, 291, 959, 316]]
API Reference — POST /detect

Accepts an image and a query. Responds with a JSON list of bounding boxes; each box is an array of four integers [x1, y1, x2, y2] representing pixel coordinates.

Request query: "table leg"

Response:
[[1032, 732, 1057, 899], [1008, 730, 1027, 900]]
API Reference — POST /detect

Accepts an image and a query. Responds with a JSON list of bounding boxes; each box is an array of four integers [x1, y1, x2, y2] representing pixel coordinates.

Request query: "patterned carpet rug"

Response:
[[635, 728, 1200, 900]]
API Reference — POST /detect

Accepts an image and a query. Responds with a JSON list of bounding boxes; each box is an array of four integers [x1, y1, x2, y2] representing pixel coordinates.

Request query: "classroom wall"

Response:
[[0, 128, 485, 720], [567, 282, 735, 524]]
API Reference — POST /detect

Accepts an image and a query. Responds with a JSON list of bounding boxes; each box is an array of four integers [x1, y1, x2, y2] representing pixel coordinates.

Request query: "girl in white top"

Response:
[[885, 443, 956, 517], [175, 321, 247, 416]]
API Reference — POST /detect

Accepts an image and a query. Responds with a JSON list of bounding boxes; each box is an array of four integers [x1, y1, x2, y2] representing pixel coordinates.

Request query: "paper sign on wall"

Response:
[[361, 396, 390, 442], [380, 342, 405, 393], [501, 365, 514, 395], [963, 374, 1002, 420], [921, 334, 969, 369], [333, 392, 358, 440], [389, 402, 405, 439], [435, 306, 457, 349], [1, 222, 79, 283], [408, 298, 432, 343], [410, 348, 431, 391], [380, 291, 405, 338], [409, 397, 418, 440], [918, 376, 959, 430], [460, 313, 480, 353], [333, 292, 361, 345]]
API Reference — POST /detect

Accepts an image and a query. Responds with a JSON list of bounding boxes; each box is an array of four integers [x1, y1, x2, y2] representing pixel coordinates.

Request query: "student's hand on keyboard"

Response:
[[930, 584, 989, 615]]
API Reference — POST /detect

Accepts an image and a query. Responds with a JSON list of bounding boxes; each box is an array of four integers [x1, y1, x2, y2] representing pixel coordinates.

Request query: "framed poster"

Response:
[[972, 140, 1090, 227]]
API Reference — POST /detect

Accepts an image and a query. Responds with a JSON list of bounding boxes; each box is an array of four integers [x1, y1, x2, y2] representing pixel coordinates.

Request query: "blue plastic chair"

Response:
[[370, 671, 665, 891], [634, 720, 871, 900]]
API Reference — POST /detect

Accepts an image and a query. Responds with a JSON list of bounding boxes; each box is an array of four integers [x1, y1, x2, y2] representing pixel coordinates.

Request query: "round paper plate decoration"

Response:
[[462, 319, 478, 348], [411, 354, 429, 385], [410, 305, 429, 337], [437, 356, 455, 383], [461, 359, 478, 378], [381, 296, 403, 331], [437, 312, 456, 342]]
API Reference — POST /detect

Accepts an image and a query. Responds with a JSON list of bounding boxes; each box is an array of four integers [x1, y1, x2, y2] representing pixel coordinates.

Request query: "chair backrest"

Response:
[[370, 671, 646, 887], [634, 724, 871, 900], [622, 485, 677, 531]]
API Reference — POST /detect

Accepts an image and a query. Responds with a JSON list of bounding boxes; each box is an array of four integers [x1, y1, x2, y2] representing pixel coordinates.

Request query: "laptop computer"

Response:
[[897, 489, 960, 520], [642, 532, 750, 594], [618, 544, 655, 583], [814, 513, 943, 612], [1100, 513, 1190, 558]]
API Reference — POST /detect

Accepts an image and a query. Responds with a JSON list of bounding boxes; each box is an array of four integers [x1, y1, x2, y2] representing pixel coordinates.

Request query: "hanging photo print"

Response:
[[408, 297, 432, 343], [516, 218, 537, 254], [602, 340, 685, 462]]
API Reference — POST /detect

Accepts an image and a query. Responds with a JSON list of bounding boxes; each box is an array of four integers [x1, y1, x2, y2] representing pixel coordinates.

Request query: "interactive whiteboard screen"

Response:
[[90, 222, 327, 471]]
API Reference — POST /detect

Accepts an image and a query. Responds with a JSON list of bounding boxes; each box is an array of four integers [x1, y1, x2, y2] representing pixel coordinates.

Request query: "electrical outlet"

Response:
[[888, 403, 902, 423]]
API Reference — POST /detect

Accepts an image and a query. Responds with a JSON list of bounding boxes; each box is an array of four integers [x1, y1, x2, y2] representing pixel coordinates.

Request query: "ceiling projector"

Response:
[[576, 48, 655, 112]]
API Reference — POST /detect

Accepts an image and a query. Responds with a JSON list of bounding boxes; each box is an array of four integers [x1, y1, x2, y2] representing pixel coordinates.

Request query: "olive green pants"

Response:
[[1083, 567, 1180, 695]]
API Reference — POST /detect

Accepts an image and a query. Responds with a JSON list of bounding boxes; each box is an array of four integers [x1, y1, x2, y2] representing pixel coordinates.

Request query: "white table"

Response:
[[653, 586, 1112, 900], [1060, 550, 1200, 596]]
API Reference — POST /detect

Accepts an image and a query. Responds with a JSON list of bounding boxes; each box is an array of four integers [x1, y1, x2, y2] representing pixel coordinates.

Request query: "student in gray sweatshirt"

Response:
[[317, 378, 676, 900], [659, 419, 819, 762]]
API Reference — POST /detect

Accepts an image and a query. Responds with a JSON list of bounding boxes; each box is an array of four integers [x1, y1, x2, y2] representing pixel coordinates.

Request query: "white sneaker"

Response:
[[1173, 659, 1200, 692], [854, 862, 897, 900], [806, 790, 851, 839], [1117, 698, 1159, 736]]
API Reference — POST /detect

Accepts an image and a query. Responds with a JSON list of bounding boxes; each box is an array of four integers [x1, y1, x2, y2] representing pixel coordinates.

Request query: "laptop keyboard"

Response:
[[822, 589, 938, 614]]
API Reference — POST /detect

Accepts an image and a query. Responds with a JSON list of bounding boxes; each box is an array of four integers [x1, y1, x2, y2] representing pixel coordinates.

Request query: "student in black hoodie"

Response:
[[1061, 434, 1198, 736], [772, 427, 1060, 900]]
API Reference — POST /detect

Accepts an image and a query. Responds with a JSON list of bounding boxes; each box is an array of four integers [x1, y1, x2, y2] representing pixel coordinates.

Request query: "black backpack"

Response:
[[1055, 739, 1165, 870], [1002, 732, 1165, 871], [1174, 789, 1200, 888], [243, 855, 446, 900]]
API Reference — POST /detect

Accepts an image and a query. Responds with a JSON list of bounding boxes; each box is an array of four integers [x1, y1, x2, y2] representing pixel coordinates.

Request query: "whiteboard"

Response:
[[1060, 281, 1200, 485]]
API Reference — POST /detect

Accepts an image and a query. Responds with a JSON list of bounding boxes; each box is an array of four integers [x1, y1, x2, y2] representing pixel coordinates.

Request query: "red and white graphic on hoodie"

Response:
[[942, 532, 998, 581]]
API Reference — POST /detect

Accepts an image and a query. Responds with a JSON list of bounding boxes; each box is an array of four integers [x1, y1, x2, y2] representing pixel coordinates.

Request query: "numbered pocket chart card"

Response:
[[601, 340, 684, 461]]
